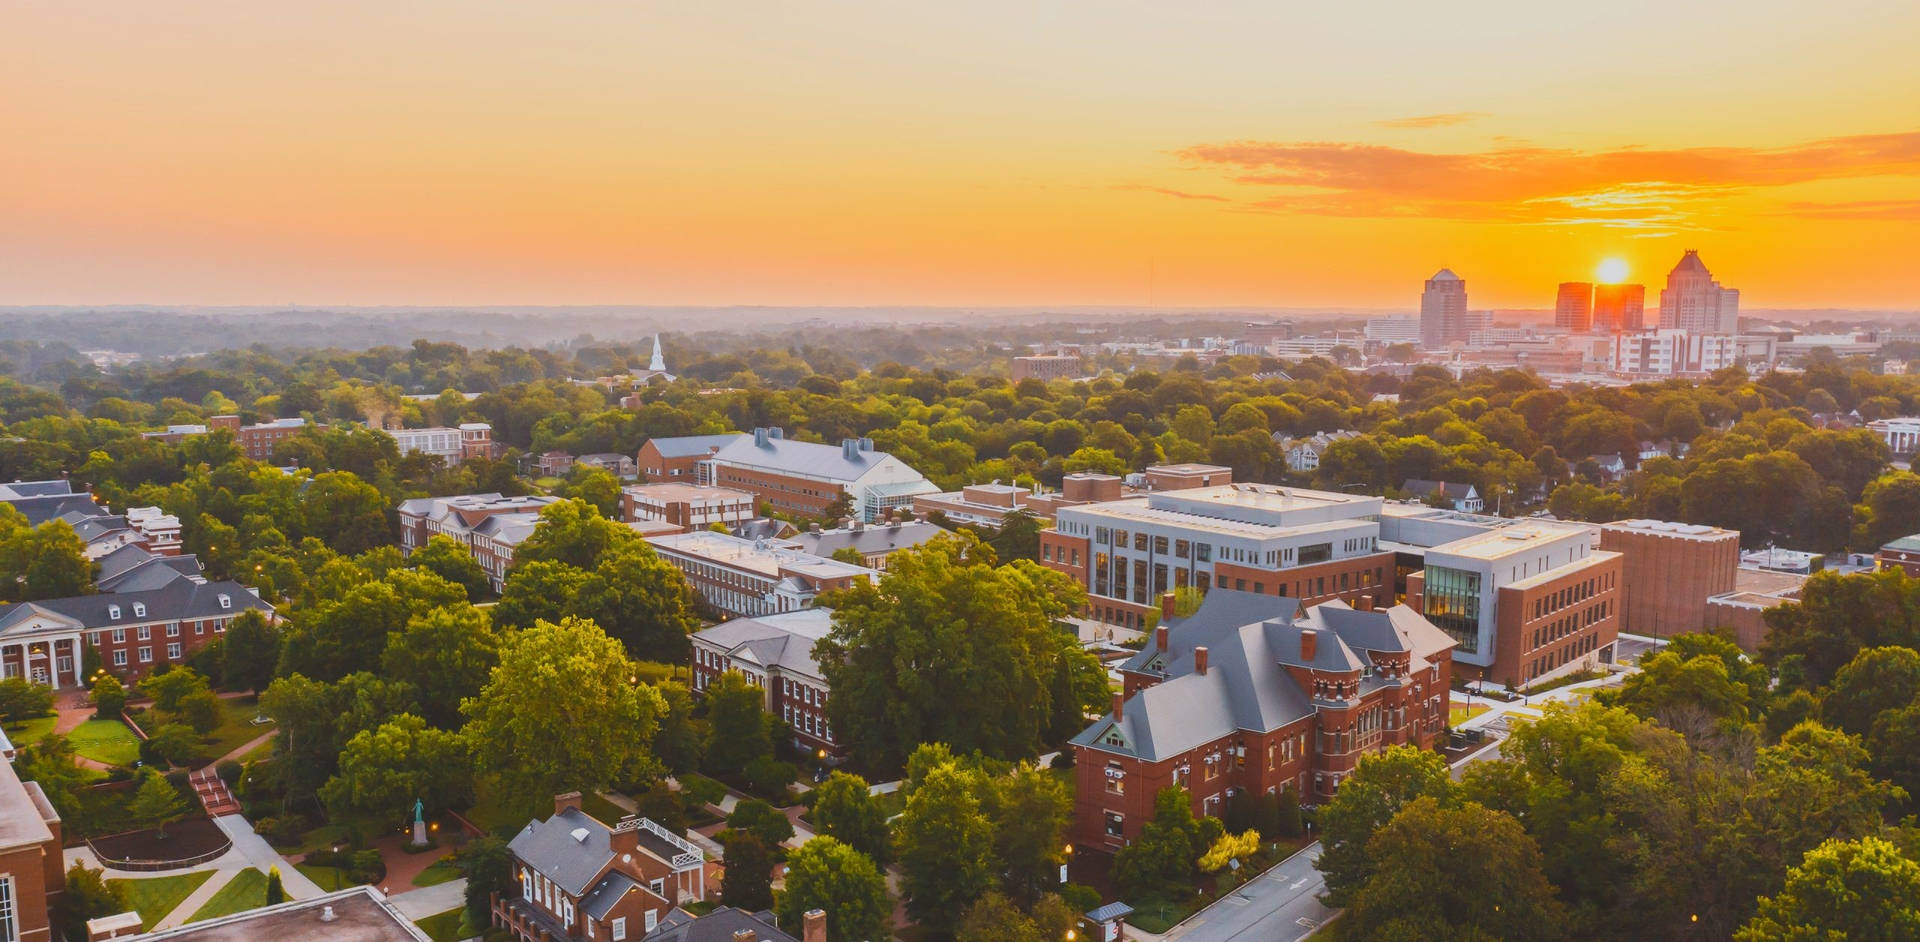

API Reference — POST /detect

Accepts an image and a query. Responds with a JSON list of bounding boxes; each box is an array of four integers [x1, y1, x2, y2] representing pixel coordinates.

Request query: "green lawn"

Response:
[[234, 733, 277, 765], [187, 868, 267, 923], [296, 864, 360, 892], [68, 718, 142, 766], [109, 870, 215, 930], [1449, 702, 1491, 725], [414, 908, 475, 942], [581, 791, 629, 825], [412, 858, 462, 888], [127, 697, 272, 765], [2, 715, 60, 748]]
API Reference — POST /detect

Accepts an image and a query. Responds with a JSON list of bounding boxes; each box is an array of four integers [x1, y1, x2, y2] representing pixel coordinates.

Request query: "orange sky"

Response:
[[4, 2, 1918, 310]]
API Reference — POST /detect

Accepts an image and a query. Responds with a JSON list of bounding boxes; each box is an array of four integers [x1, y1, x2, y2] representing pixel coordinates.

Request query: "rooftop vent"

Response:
[[570, 827, 591, 843]]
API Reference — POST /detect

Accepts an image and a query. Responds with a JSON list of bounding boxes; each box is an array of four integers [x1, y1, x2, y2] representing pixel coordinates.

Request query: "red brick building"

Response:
[[144, 415, 309, 462], [620, 483, 755, 534], [1142, 463, 1233, 492], [700, 428, 938, 523], [1599, 519, 1740, 638], [1010, 354, 1083, 383], [1877, 535, 1920, 577], [495, 793, 708, 942], [690, 609, 843, 758], [635, 434, 744, 482], [0, 753, 63, 942], [1071, 590, 1454, 850]]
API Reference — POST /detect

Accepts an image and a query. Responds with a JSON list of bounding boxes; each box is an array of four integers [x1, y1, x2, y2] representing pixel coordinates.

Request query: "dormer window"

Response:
[[217, 594, 232, 610], [108, 604, 121, 620], [132, 602, 146, 618]]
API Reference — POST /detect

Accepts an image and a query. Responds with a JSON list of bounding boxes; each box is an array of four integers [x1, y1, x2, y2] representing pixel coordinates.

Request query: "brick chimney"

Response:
[[1194, 646, 1209, 676], [804, 909, 827, 942], [1355, 595, 1374, 612], [1155, 625, 1169, 653], [1159, 591, 1177, 620], [1112, 691, 1124, 721], [1300, 629, 1318, 662], [610, 818, 639, 857], [553, 791, 582, 816]]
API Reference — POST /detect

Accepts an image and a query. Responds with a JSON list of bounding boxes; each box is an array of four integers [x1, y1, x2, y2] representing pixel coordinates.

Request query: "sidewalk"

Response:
[[387, 879, 467, 921], [213, 815, 325, 899], [1451, 670, 1628, 734]]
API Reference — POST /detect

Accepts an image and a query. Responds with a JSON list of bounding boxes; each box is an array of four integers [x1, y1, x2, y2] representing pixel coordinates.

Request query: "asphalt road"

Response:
[[1162, 842, 1335, 942]]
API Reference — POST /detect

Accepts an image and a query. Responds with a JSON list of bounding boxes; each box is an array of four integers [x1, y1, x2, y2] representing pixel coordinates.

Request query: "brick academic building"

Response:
[[1070, 590, 1454, 850]]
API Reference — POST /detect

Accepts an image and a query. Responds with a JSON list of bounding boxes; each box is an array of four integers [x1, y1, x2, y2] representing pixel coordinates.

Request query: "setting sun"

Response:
[[1596, 258, 1630, 284]]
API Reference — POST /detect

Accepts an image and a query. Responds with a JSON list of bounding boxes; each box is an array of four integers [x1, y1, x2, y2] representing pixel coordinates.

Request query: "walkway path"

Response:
[[151, 868, 242, 930], [387, 879, 468, 921], [212, 728, 276, 766], [212, 815, 325, 899]]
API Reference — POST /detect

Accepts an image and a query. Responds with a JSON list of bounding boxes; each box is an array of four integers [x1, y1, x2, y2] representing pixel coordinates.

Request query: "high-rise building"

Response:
[[1420, 268, 1469, 349], [1659, 250, 1739, 334], [1555, 282, 1594, 332], [1593, 283, 1645, 332]]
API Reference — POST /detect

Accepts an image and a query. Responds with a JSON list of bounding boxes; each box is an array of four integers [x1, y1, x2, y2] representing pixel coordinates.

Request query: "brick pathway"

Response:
[[189, 767, 241, 816]]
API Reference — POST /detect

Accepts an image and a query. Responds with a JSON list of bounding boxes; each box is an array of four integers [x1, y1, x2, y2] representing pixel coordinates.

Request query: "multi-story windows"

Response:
[[0, 875, 14, 942], [1423, 565, 1482, 654]]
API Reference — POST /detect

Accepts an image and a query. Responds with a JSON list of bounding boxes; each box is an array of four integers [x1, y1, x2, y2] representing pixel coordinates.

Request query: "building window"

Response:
[[133, 602, 146, 618], [137, 626, 151, 641], [612, 917, 627, 941], [114, 650, 128, 667], [0, 875, 16, 942], [167, 643, 183, 660], [1423, 565, 1482, 655], [139, 647, 153, 663], [167, 623, 180, 637], [1104, 812, 1124, 837]]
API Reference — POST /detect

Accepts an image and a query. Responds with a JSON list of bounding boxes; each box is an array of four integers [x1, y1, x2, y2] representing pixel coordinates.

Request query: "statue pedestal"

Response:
[[412, 820, 427, 845]]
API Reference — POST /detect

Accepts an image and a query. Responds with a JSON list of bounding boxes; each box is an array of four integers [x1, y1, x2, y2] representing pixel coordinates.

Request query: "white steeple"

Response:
[[648, 334, 666, 373]]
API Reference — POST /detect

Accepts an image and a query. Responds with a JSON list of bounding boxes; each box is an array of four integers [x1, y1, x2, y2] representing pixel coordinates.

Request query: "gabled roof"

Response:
[[0, 578, 271, 637], [0, 480, 77, 500], [790, 521, 944, 558], [1403, 479, 1477, 500], [509, 808, 614, 898], [1080, 590, 1455, 762], [1883, 534, 1920, 553], [646, 907, 798, 942], [582, 871, 643, 921], [4, 493, 102, 526], [643, 434, 746, 459], [710, 434, 916, 485], [692, 609, 836, 681]]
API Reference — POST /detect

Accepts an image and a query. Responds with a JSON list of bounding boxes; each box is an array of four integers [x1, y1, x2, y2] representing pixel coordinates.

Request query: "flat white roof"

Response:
[[1427, 521, 1593, 561], [1602, 518, 1737, 540]]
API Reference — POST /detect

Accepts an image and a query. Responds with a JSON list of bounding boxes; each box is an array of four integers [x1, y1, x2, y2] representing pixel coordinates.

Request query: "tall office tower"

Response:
[[1556, 282, 1594, 331], [1593, 283, 1646, 332], [1659, 250, 1739, 334], [1420, 268, 1469, 349]]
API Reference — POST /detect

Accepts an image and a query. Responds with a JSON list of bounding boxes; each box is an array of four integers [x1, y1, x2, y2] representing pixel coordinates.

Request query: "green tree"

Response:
[[406, 534, 492, 602], [179, 689, 224, 734], [127, 772, 190, 837], [514, 498, 632, 569], [303, 471, 392, 555], [13, 520, 96, 601], [990, 509, 1043, 563], [650, 680, 706, 774], [987, 764, 1072, 902], [895, 763, 998, 927], [727, 798, 795, 847], [380, 606, 499, 729], [1853, 470, 1920, 551], [571, 543, 701, 662], [1343, 798, 1567, 942], [321, 713, 472, 822], [810, 771, 892, 865], [1737, 836, 1920, 942], [777, 837, 892, 942], [265, 866, 286, 904], [816, 533, 1101, 770], [90, 672, 127, 719], [221, 609, 280, 693], [461, 836, 513, 928], [560, 466, 623, 519], [1315, 745, 1455, 905], [1824, 645, 1920, 735], [1112, 786, 1219, 899], [0, 677, 55, 724], [57, 862, 126, 942], [720, 831, 776, 911], [139, 666, 210, 713], [492, 559, 591, 630], [704, 671, 774, 777], [279, 570, 468, 682], [462, 617, 664, 818]]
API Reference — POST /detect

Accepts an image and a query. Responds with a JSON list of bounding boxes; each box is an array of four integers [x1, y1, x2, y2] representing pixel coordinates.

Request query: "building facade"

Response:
[[1364, 317, 1421, 345], [1555, 282, 1593, 332], [1419, 269, 1469, 350], [1599, 519, 1740, 638], [789, 520, 945, 571], [0, 757, 63, 942], [1070, 591, 1454, 849], [700, 428, 938, 523], [1592, 283, 1646, 332], [1010, 355, 1084, 383], [690, 609, 842, 757], [395, 493, 559, 591], [386, 423, 495, 465], [635, 435, 745, 482], [1608, 330, 1739, 376], [1658, 250, 1739, 334], [1867, 418, 1920, 456], [143, 415, 308, 462], [645, 531, 875, 619], [620, 484, 756, 534], [495, 794, 707, 942]]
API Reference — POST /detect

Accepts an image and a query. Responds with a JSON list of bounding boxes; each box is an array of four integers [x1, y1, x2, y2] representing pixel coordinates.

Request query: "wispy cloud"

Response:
[[1374, 112, 1486, 129], [1165, 130, 1920, 232], [1110, 184, 1230, 202], [1776, 199, 1920, 220]]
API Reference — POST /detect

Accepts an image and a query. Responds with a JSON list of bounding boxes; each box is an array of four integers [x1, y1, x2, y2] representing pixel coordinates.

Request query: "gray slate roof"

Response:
[[4, 493, 101, 526], [710, 434, 898, 484], [582, 871, 642, 921], [790, 521, 944, 558], [0, 480, 77, 500], [508, 808, 614, 898], [644, 434, 746, 459], [0, 576, 271, 639], [1078, 590, 1455, 762], [691, 609, 836, 682], [646, 907, 798, 942]]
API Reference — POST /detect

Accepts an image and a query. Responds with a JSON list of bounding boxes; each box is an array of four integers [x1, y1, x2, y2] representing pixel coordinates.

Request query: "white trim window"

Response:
[[0, 875, 13, 942], [612, 917, 627, 941]]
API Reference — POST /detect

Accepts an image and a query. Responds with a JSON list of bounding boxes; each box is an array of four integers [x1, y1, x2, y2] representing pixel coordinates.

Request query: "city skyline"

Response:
[[5, 2, 1919, 309]]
